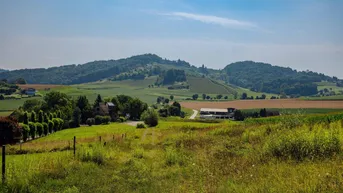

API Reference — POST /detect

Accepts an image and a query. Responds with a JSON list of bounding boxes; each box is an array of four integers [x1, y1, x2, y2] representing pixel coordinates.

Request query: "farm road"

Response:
[[189, 110, 198, 119]]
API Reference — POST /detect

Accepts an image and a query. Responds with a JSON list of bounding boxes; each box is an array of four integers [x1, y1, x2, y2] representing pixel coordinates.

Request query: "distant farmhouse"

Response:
[[94, 102, 117, 120], [24, 88, 36, 96], [200, 108, 236, 120]]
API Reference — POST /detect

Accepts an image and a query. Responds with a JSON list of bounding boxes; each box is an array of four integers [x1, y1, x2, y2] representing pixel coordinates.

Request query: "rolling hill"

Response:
[[0, 54, 340, 97]]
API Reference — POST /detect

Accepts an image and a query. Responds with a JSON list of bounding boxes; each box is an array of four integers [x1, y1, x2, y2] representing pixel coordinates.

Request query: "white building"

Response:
[[200, 108, 236, 119]]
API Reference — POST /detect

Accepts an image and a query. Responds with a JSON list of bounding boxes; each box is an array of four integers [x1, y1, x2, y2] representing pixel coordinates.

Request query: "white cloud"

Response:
[[164, 12, 257, 29]]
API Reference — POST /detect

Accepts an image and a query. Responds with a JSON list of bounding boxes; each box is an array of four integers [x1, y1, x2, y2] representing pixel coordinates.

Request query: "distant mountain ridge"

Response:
[[0, 54, 340, 96]]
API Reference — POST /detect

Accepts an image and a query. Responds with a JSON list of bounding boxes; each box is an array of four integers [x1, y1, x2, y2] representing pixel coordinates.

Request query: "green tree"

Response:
[[48, 120, 54, 133], [38, 110, 44, 123], [217, 94, 223, 99], [72, 107, 81, 128], [170, 95, 174, 101], [164, 98, 170, 104], [15, 78, 27, 84], [36, 123, 43, 137], [202, 94, 206, 100], [42, 122, 49, 136], [241, 93, 248, 100], [93, 94, 103, 108], [23, 111, 29, 124], [44, 113, 49, 123], [22, 99, 42, 112], [28, 122, 36, 139], [224, 96, 228, 100], [260, 108, 267, 117], [21, 124, 30, 142], [192, 94, 199, 100], [141, 108, 159, 127], [30, 111, 36, 122], [0, 95, 4, 100]]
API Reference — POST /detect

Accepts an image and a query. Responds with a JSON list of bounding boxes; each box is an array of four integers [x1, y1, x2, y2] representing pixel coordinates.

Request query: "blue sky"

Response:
[[0, 0, 342, 77]]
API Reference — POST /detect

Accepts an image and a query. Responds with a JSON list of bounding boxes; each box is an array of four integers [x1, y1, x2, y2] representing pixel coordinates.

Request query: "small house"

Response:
[[94, 102, 117, 121], [25, 88, 36, 96]]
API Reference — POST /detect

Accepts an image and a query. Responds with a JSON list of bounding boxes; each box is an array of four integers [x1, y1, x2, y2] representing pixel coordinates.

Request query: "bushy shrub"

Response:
[[95, 115, 103, 125], [52, 118, 60, 132], [42, 122, 48, 135], [102, 116, 111, 125], [28, 122, 36, 139], [20, 124, 30, 142], [94, 115, 111, 125], [35, 122, 43, 137], [116, 116, 126, 123], [48, 120, 54, 133], [69, 120, 78, 128], [86, 118, 95, 126], [136, 123, 145, 129], [141, 109, 158, 127]]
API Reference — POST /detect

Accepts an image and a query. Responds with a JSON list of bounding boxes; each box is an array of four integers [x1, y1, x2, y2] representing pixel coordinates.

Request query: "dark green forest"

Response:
[[0, 54, 190, 85], [155, 69, 187, 85], [0, 54, 340, 96], [223, 61, 338, 96]]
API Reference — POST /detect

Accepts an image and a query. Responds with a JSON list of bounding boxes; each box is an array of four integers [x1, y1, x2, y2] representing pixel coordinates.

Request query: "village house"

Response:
[[94, 102, 117, 120], [200, 108, 236, 120]]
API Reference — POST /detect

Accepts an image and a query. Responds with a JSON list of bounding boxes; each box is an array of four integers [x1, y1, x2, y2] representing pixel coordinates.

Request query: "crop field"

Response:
[[187, 76, 235, 95], [242, 108, 343, 115], [1, 116, 343, 192], [181, 99, 343, 110]]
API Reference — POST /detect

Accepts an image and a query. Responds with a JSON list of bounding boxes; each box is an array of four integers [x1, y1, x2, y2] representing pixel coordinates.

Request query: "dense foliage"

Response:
[[0, 116, 22, 145], [0, 54, 190, 84], [224, 61, 336, 96], [156, 69, 187, 85], [141, 108, 159, 127]]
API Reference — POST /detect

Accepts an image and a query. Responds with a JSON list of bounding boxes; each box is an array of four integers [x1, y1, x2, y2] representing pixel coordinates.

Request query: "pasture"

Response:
[[1, 116, 343, 192]]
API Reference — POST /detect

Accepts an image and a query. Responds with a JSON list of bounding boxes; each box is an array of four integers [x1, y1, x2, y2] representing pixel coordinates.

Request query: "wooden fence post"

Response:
[[99, 136, 102, 143], [2, 145, 5, 184], [73, 136, 76, 157], [113, 135, 114, 140]]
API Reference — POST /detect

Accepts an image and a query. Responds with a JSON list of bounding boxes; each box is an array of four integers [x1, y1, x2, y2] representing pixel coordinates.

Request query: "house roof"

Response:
[[106, 102, 115, 106], [200, 108, 228, 113]]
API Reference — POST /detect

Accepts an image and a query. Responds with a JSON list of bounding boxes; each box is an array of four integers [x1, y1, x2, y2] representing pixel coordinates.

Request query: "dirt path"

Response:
[[125, 121, 143, 126], [181, 99, 343, 110], [189, 110, 198, 119]]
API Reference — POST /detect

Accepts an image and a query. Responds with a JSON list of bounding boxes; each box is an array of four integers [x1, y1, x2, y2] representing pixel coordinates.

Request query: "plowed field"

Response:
[[181, 99, 343, 110]]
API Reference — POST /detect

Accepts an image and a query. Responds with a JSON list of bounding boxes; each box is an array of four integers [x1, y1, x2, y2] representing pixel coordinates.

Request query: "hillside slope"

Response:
[[1, 54, 340, 97], [223, 61, 338, 96], [0, 54, 191, 84]]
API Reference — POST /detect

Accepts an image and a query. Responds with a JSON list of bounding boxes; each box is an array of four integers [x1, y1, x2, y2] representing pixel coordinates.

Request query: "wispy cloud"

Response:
[[164, 12, 257, 29]]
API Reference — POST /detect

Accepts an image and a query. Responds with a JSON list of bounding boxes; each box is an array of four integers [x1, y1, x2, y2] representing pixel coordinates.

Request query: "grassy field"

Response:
[[187, 76, 235, 95], [1, 116, 343, 192]]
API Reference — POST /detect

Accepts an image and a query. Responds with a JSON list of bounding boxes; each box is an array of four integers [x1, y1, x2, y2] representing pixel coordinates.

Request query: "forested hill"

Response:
[[223, 61, 339, 96], [0, 69, 8, 73], [0, 54, 191, 84]]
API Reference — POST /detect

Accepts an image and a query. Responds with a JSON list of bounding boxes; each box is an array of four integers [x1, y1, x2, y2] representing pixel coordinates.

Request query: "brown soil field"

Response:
[[181, 99, 343, 110], [17, 84, 63, 90]]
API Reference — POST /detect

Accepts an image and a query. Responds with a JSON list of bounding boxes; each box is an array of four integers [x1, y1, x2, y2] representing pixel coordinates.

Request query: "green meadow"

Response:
[[1, 116, 343, 192]]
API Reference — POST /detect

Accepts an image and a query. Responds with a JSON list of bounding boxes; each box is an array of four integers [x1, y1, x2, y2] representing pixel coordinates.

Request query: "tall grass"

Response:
[[263, 122, 342, 161]]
